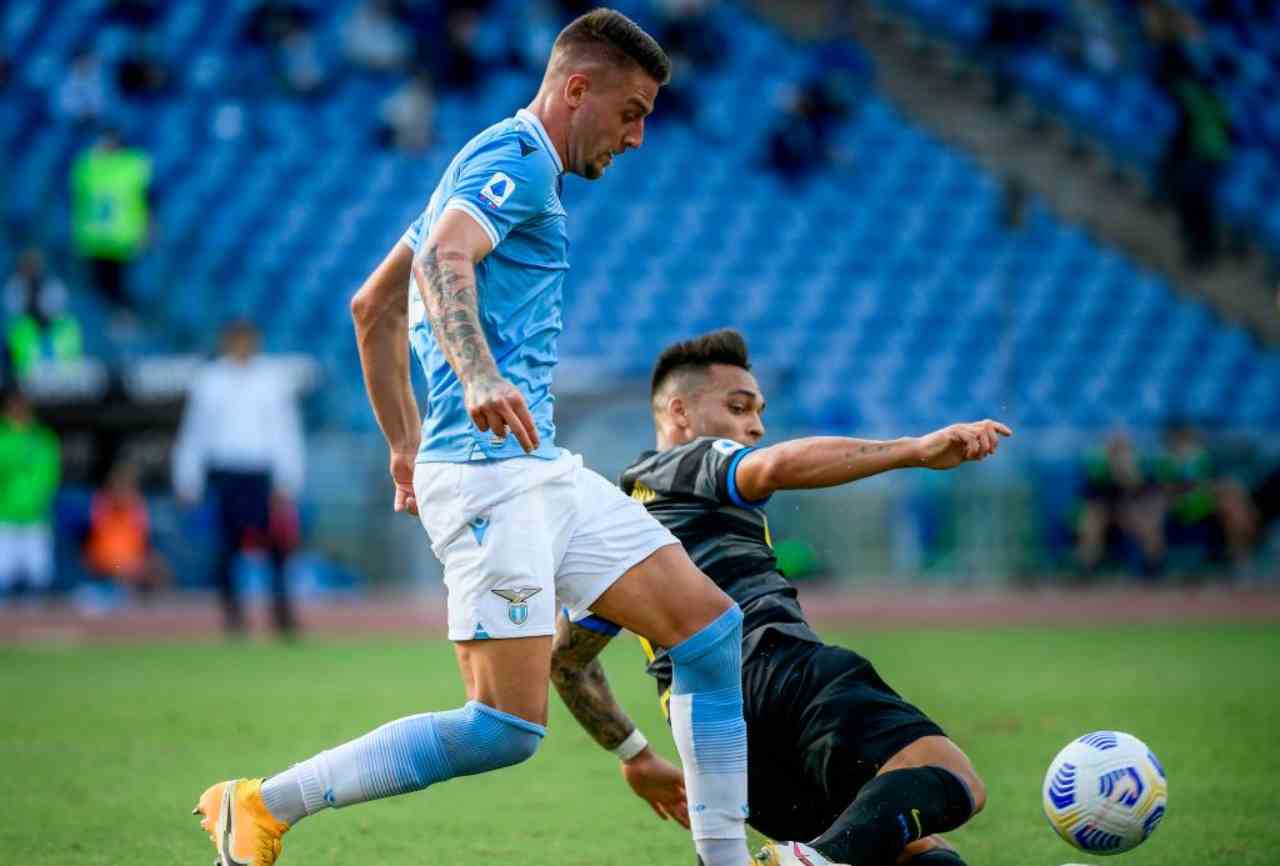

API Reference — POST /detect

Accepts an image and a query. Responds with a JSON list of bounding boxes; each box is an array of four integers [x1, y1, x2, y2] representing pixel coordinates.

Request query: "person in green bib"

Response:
[[70, 129, 152, 312], [0, 384, 61, 597], [3, 247, 82, 379]]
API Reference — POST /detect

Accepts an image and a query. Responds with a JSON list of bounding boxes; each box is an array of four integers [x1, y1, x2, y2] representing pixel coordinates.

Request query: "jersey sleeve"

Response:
[[443, 140, 555, 250], [401, 212, 426, 250], [641, 438, 772, 509]]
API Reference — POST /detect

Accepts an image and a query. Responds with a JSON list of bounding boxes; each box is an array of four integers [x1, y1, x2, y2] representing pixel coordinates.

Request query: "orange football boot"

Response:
[[193, 778, 289, 866]]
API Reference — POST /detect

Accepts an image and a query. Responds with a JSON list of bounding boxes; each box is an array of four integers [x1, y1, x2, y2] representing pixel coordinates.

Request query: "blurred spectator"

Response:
[[1001, 177, 1031, 228], [1063, 0, 1128, 75], [0, 385, 60, 599], [83, 459, 170, 595], [437, 10, 484, 90], [243, 0, 313, 48], [648, 0, 723, 126], [1074, 432, 1166, 577], [173, 321, 304, 637], [1145, 2, 1232, 269], [982, 0, 1059, 104], [276, 22, 330, 97], [656, 0, 723, 70], [1155, 424, 1256, 569], [3, 247, 83, 380], [766, 76, 858, 179], [116, 37, 172, 98], [345, 0, 412, 72], [70, 129, 153, 317], [1254, 463, 1280, 538], [107, 0, 162, 28], [57, 50, 108, 125], [378, 68, 435, 152]]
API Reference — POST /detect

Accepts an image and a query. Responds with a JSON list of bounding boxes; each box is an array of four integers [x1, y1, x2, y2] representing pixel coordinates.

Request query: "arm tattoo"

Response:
[[413, 245, 498, 382], [551, 618, 638, 752]]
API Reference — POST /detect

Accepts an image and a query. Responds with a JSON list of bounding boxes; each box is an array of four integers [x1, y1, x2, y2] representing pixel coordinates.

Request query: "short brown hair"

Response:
[[651, 328, 751, 399], [553, 8, 671, 85]]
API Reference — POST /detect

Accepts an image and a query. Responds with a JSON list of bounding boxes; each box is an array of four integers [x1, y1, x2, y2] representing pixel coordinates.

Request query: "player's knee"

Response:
[[440, 701, 545, 776], [958, 767, 987, 816], [480, 703, 544, 768], [669, 603, 743, 695]]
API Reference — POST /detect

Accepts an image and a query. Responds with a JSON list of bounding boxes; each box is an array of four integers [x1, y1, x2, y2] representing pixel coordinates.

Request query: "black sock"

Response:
[[909, 849, 966, 866], [810, 767, 974, 866]]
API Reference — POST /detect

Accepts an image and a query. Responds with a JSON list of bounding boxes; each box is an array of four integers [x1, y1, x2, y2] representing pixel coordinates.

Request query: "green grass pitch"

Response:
[[4, 624, 1277, 865]]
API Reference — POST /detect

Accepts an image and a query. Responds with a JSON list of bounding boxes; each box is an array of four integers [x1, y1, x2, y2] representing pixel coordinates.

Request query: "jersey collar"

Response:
[[516, 108, 564, 176]]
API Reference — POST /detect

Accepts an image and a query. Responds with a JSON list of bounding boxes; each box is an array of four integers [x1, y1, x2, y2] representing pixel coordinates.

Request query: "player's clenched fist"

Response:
[[389, 450, 419, 516], [915, 419, 1012, 469], [464, 371, 540, 453]]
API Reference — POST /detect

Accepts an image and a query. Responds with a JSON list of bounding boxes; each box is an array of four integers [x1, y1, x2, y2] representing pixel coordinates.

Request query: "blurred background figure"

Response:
[[57, 49, 108, 125], [1156, 423, 1257, 573], [1145, 1, 1232, 270], [3, 247, 82, 381], [242, 0, 313, 48], [276, 20, 330, 97], [69, 129, 153, 322], [377, 67, 435, 152], [115, 36, 173, 100], [82, 458, 170, 597], [173, 321, 304, 636], [0, 385, 60, 601], [1075, 431, 1166, 578], [344, 0, 412, 73]]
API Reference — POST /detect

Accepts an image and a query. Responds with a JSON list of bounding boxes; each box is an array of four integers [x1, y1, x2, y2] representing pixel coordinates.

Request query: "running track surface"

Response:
[[3, 584, 1279, 644]]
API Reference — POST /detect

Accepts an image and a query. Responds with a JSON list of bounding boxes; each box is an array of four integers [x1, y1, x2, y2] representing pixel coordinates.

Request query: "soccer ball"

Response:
[[1042, 731, 1168, 855]]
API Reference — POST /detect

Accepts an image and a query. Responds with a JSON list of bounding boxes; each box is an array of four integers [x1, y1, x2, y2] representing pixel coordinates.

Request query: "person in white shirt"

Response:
[[173, 321, 304, 636]]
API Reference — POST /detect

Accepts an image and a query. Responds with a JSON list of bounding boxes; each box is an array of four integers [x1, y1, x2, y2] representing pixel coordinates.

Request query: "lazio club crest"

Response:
[[491, 587, 542, 626]]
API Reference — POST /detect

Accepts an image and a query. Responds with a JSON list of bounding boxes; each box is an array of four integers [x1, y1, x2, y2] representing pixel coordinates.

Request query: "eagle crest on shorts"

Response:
[[492, 587, 543, 626]]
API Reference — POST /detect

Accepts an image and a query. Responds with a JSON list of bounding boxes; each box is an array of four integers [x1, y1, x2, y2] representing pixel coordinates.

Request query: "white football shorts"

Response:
[[0, 523, 53, 590], [413, 450, 678, 641]]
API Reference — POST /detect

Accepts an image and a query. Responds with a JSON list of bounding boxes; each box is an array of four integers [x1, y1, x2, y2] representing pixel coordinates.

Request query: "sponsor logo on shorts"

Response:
[[492, 586, 542, 626]]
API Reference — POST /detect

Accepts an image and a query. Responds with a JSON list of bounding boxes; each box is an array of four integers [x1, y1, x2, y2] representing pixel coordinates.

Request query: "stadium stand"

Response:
[[4, 0, 1277, 436], [2, 0, 1278, 586], [881, 0, 1280, 257]]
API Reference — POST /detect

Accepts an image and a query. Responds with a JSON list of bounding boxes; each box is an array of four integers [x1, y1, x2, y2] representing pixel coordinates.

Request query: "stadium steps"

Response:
[[750, 0, 1280, 345]]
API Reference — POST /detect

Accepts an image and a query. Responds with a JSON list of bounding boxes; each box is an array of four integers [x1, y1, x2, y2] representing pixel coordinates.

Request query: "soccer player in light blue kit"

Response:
[[193, 10, 770, 866]]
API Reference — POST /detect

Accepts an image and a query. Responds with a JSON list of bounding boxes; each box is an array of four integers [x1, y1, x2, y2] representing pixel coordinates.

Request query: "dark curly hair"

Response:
[[650, 328, 751, 401]]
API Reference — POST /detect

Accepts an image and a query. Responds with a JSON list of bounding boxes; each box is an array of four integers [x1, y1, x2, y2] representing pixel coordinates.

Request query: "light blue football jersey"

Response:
[[403, 109, 567, 463]]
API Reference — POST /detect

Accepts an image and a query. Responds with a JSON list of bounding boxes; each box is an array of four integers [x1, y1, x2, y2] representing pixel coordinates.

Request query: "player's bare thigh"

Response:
[[879, 734, 987, 815], [589, 543, 735, 648], [453, 635, 553, 726]]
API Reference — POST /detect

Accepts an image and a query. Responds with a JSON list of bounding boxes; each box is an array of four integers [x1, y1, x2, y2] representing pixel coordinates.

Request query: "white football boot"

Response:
[[754, 841, 841, 866]]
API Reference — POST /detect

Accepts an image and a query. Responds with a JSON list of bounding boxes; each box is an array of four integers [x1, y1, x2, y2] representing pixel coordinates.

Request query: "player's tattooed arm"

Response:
[[411, 210, 539, 452], [734, 420, 1013, 500], [413, 243, 499, 384], [550, 614, 636, 751]]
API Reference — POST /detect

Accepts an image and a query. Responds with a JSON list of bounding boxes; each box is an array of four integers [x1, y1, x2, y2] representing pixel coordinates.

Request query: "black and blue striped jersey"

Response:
[[584, 437, 822, 702]]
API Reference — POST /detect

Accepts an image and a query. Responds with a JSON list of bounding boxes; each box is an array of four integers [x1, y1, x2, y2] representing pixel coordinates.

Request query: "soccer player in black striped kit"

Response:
[[550, 329, 1011, 866]]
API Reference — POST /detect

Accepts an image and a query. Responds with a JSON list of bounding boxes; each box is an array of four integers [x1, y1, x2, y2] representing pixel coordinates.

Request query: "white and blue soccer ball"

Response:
[[1042, 731, 1168, 856]]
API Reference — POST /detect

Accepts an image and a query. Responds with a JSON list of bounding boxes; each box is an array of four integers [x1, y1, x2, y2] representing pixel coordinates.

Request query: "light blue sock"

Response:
[[667, 605, 749, 866], [260, 701, 544, 826]]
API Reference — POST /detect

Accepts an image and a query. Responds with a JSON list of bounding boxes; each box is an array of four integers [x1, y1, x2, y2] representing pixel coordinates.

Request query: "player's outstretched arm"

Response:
[[550, 612, 689, 827], [735, 419, 1013, 501], [350, 240, 422, 514], [412, 209, 538, 452]]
